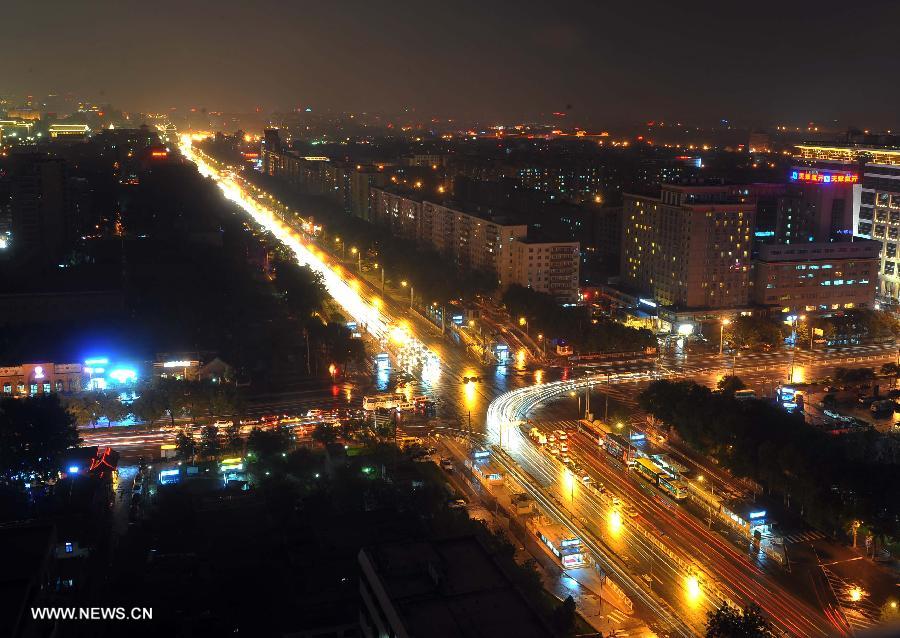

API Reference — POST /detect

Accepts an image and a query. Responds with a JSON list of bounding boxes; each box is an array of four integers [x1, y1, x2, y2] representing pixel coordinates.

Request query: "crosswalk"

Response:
[[781, 530, 827, 544], [605, 609, 631, 624]]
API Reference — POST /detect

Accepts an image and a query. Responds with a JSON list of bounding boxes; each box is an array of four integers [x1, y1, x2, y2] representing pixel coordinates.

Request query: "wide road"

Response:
[[176, 137, 897, 635]]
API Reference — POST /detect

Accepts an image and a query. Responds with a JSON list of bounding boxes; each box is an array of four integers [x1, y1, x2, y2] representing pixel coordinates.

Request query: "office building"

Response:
[[753, 240, 879, 315], [775, 161, 860, 244], [359, 536, 552, 638], [621, 184, 767, 309], [794, 143, 900, 303]]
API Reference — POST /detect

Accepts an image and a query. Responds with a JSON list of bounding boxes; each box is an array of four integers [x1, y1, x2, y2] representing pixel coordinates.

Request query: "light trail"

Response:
[[179, 137, 441, 378], [486, 376, 835, 637]]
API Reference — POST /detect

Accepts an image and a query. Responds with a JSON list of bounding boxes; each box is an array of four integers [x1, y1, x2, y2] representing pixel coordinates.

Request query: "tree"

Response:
[[717, 375, 747, 396], [199, 425, 220, 459], [97, 391, 129, 427], [225, 423, 242, 453], [0, 395, 81, 483], [725, 316, 784, 351], [312, 422, 337, 446], [247, 427, 291, 460], [175, 431, 197, 462], [64, 395, 101, 427], [551, 595, 577, 634], [706, 602, 774, 638], [131, 387, 167, 426]]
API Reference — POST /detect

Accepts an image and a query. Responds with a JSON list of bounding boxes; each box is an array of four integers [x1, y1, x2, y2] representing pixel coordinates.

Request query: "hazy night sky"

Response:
[[3, 0, 900, 127]]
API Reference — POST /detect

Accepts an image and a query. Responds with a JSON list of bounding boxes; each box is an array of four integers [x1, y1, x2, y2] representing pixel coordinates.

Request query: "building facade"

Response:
[[795, 143, 900, 304], [621, 184, 761, 309], [753, 241, 879, 315], [499, 238, 580, 302]]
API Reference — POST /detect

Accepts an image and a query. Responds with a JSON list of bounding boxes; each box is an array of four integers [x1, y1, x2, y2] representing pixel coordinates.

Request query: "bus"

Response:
[[362, 393, 406, 411], [635, 458, 687, 500], [734, 389, 756, 401], [533, 523, 586, 569], [602, 432, 635, 466]]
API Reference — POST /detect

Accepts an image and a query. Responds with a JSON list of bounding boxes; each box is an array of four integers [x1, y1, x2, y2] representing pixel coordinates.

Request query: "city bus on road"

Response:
[[363, 393, 406, 411], [635, 458, 687, 500]]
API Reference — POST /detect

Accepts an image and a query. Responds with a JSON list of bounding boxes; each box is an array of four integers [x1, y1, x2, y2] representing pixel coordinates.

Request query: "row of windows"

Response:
[[1, 381, 70, 394]]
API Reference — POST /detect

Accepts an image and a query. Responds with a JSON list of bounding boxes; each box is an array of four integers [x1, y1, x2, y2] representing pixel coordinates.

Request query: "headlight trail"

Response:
[[180, 137, 442, 376]]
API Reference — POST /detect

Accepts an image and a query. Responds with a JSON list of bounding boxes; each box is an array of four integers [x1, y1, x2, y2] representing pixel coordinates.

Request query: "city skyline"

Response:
[[3, 0, 900, 128]]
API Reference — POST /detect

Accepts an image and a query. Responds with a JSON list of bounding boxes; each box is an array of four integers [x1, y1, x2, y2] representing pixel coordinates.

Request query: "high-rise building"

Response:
[[621, 184, 765, 309], [10, 152, 69, 265], [794, 143, 900, 303], [499, 238, 580, 302]]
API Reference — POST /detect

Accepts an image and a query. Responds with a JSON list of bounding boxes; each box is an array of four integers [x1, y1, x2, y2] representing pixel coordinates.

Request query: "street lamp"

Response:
[[350, 246, 361, 272], [719, 318, 731, 356], [401, 280, 413, 309], [519, 316, 529, 335]]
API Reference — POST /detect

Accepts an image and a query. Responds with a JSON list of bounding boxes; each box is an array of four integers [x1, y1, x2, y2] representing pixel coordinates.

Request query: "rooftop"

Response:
[[361, 535, 552, 638]]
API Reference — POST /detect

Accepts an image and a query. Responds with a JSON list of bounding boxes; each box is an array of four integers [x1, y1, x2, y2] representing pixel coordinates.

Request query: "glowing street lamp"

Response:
[[400, 280, 413, 309], [719, 318, 731, 356]]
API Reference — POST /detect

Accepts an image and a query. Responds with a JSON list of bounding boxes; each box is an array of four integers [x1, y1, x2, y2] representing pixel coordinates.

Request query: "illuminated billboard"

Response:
[[790, 169, 858, 184]]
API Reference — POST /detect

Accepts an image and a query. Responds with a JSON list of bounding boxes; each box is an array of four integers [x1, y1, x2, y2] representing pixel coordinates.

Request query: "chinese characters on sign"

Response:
[[790, 170, 858, 184]]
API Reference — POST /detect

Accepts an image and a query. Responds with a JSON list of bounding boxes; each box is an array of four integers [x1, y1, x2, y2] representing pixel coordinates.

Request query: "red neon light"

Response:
[[150, 151, 168, 158]]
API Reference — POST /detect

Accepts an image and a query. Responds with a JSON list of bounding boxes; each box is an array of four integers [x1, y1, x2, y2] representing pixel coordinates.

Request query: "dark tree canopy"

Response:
[[0, 395, 80, 483]]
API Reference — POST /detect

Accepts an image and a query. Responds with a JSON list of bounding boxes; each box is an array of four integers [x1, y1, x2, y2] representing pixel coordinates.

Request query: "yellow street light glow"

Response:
[[400, 280, 408, 287], [849, 586, 863, 602], [685, 574, 701, 602], [608, 510, 622, 535], [518, 317, 526, 326], [516, 349, 526, 366]]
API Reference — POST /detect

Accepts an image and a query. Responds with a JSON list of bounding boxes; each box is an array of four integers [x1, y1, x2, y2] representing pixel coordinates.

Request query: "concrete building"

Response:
[[500, 238, 580, 302], [0, 362, 86, 395], [775, 163, 860, 244], [371, 187, 581, 298], [10, 152, 70, 264], [358, 535, 552, 638], [794, 142, 900, 304], [621, 184, 765, 309], [753, 240, 879, 315]]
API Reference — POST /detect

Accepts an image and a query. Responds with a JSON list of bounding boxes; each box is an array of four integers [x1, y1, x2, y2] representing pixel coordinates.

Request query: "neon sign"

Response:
[[34, 366, 45, 380], [162, 360, 194, 368], [790, 169, 858, 184]]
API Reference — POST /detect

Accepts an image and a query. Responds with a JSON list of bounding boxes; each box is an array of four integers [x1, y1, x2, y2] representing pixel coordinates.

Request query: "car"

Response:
[[547, 434, 556, 443], [448, 498, 467, 509], [593, 482, 606, 493], [555, 430, 568, 441], [547, 445, 560, 456], [580, 473, 592, 484], [559, 443, 569, 453], [624, 506, 639, 518], [561, 455, 572, 466], [611, 496, 621, 507]]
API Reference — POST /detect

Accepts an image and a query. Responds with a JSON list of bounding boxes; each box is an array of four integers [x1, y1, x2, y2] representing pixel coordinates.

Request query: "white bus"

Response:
[[363, 393, 406, 411]]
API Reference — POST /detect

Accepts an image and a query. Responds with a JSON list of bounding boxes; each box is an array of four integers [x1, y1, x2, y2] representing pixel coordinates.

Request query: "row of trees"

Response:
[[502, 284, 656, 352], [639, 379, 900, 541], [64, 379, 246, 428], [238, 166, 498, 305]]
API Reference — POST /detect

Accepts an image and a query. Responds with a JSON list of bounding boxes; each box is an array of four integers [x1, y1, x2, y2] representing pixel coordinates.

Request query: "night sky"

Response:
[[4, 0, 899, 127]]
